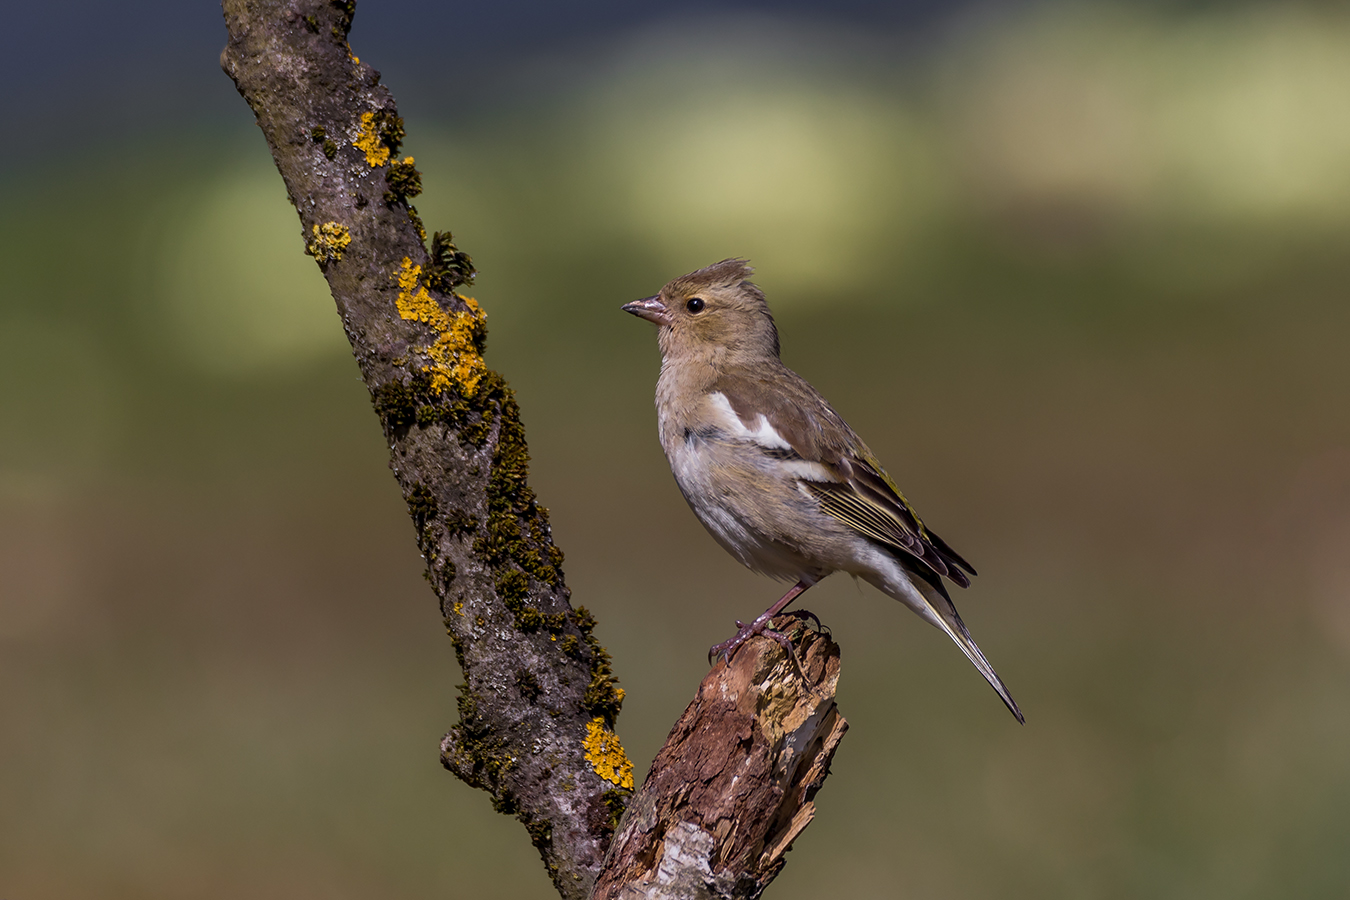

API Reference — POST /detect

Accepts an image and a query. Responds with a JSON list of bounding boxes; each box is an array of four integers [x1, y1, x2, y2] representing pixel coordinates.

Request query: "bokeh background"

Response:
[[4, 0, 1350, 896]]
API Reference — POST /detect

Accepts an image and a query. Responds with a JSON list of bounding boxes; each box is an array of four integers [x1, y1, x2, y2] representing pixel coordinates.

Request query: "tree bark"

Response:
[[219, 3, 846, 897], [595, 615, 847, 900]]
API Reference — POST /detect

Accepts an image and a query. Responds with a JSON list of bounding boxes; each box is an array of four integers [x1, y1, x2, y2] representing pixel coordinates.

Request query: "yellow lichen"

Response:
[[394, 257, 487, 396], [306, 221, 351, 263], [582, 717, 634, 789], [354, 110, 390, 167], [394, 257, 438, 321]]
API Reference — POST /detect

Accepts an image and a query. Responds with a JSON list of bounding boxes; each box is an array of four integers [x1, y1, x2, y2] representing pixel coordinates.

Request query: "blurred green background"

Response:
[[4, 1, 1350, 897]]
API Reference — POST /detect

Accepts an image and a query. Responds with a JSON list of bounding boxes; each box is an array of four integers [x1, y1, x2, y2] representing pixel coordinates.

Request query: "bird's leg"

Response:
[[708, 580, 813, 665]]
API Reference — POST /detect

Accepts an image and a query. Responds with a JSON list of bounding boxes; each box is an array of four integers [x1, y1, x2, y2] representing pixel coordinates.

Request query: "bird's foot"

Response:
[[708, 618, 796, 666]]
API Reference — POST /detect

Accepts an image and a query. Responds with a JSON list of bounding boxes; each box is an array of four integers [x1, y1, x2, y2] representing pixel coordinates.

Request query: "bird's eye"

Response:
[[686, 297, 705, 314]]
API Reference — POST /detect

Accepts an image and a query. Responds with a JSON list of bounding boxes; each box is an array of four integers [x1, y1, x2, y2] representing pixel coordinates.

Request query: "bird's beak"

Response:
[[621, 295, 673, 326]]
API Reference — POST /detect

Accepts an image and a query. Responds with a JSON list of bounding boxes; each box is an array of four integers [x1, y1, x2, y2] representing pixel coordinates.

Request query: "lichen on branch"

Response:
[[220, 1, 630, 896], [584, 718, 635, 790], [393, 256, 487, 395]]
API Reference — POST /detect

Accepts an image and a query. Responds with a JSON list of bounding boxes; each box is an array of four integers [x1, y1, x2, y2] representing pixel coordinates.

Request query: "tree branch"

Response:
[[595, 615, 847, 900], [219, 3, 846, 897]]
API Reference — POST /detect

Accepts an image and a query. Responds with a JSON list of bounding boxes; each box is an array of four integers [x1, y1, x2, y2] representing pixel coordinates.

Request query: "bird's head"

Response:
[[622, 259, 780, 364]]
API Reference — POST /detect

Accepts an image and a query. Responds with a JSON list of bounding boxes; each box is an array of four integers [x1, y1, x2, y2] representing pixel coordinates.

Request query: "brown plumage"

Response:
[[623, 259, 1022, 722]]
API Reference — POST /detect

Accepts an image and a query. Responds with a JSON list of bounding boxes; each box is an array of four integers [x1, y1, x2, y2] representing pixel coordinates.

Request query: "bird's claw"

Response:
[[708, 619, 797, 666], [708, 633, 739, 666]]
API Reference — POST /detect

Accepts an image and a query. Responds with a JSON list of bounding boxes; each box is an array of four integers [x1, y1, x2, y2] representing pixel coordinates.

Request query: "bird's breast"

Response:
[[654, 394, 842, 580]]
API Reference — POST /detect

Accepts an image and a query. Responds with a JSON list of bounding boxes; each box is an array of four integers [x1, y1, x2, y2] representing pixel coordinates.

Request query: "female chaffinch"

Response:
[[623, 259, 1023, 722]]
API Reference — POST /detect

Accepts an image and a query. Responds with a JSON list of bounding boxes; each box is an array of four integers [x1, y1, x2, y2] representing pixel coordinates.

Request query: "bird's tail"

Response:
[[915, 583, 1024, 724]]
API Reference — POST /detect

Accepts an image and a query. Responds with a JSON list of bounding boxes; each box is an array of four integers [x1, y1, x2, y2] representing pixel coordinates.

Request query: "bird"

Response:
[[622, 259, 1023, 722]]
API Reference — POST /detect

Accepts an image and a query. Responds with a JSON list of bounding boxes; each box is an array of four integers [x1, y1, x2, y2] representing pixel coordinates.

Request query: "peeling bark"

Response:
[[219, 3, 846, 897], [594, 616, 847, 900]]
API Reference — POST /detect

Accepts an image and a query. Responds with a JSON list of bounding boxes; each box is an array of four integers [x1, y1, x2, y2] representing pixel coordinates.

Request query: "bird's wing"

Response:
[[711, 366, 976, 590], [804, 455, 975, 589]]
